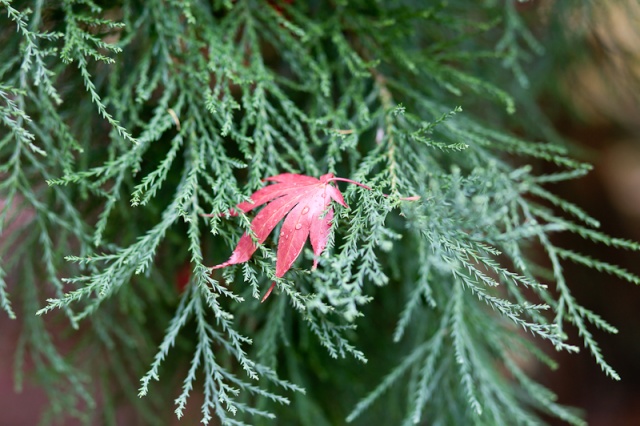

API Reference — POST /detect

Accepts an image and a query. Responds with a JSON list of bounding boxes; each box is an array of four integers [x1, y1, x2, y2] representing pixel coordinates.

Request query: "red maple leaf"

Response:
[[206, 172, 418, 301]]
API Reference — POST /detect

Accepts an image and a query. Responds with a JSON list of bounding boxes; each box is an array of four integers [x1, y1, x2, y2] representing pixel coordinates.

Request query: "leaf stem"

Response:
[[328, 177, 420, 201]]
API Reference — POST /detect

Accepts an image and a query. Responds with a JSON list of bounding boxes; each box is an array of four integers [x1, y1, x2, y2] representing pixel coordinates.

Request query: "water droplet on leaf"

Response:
[[295, 223, 302, 230], [301, 206, 309, 215]]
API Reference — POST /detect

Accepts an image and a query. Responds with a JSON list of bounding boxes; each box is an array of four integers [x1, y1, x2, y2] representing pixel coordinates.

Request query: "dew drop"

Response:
[[295, 223, 302, 230], [301, 206, 309, 215]]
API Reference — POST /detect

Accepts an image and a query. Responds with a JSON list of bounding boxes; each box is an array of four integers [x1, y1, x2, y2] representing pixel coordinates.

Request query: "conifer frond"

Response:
[[0, 262, 15, 318], [2, 0, 638, 424]]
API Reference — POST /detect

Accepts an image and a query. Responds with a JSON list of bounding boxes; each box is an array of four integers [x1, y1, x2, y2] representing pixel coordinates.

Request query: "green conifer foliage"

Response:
[[1, 1, 638, 424]]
